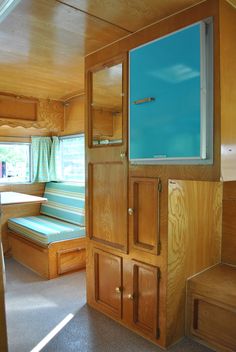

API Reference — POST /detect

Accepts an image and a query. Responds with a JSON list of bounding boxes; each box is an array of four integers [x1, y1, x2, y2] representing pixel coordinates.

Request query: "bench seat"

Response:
[[8, 215, 85, 245], [8, 182, 86, 279], [187, 264, 236, 351]]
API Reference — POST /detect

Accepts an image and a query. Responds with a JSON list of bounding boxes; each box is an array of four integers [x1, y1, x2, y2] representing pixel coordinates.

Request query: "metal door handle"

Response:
[[128, 208, 134, 216], [133, 97, 155, 105]]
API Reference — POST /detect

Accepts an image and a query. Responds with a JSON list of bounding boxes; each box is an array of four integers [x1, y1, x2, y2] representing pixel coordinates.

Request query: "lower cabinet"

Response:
[[94, 248, 122, 319], [93, 248, 160, 340]]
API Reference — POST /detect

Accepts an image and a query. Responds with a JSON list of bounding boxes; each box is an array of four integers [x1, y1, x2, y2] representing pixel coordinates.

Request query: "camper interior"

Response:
[[0, 0, 236, 351]]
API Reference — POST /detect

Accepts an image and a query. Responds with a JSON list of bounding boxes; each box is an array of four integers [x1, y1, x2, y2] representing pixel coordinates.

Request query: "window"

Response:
[[60, 134, 85, 182], [0, 143, 31, 183]]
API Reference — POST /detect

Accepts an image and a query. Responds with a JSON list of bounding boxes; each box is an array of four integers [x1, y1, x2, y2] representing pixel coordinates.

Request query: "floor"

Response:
[[5, 259, 214, 352]]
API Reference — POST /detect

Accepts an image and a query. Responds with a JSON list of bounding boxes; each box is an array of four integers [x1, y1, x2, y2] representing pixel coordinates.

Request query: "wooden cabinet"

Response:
[[129, 177, 161, 255], [123, 260, 160, 339], [93, 248, 122, 319], [129, 20, 213, 164], [92, 248, 160, 340], [86, 0, 224, 349]]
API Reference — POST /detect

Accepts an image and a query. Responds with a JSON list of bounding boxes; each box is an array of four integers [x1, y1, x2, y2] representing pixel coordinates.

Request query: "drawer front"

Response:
[[192, 297, 236, 351]]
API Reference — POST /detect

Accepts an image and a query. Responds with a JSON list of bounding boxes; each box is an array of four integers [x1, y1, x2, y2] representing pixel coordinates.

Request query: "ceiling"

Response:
[[0, 0, 209, 101]]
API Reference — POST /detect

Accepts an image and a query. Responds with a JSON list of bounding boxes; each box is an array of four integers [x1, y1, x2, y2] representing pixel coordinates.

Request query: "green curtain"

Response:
[[32, 136, 62, 183], [50, 136, 62, 181]]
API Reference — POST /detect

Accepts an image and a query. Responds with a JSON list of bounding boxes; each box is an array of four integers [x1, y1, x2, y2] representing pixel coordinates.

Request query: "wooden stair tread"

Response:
[[188, 264, 236, 307]]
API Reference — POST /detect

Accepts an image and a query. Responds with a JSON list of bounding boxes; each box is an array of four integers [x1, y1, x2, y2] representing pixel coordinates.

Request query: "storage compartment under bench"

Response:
[[187, 264, 236, 352]]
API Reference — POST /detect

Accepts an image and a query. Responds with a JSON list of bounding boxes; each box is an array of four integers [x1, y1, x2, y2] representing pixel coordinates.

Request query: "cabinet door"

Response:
[[123, 260, 160, 339], [129, 21, 212, 163], [129, 177, 161, 254], [94, 249, 122, 319], [87, 54, 128, 252]]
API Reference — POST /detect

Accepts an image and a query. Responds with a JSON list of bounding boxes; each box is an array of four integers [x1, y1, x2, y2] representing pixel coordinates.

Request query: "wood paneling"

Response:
[[220, 0, 236, 181], [0, 0, 129, 100], [187, 264, 236, 351], [94, 248, 122, 318], [129, 177, 161, 255], [132, 261, 160, 338], [88, 161, 127, 251], [60, 0, 204, 32], [0, 93, 38, 121], [0, 183, 45, 253], [61, 95, 85, 135], [0, 97, 64, 132], [86, 0, 221, 182], [167, 180, 222, 345], [222, 181, 236, 265], [9, 232, 86, 279], [85, 0, 222, 349]]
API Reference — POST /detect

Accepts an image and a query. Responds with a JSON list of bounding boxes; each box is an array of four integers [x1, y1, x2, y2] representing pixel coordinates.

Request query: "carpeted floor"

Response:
[[5, 258, 213, 352]]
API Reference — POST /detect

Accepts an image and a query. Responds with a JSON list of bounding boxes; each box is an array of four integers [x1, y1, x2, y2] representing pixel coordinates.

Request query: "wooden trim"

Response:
[[193, 299, 199, 330], [8, 231, 48, 251], [130, 177, 160, 255], [0, 242, 8, 352]]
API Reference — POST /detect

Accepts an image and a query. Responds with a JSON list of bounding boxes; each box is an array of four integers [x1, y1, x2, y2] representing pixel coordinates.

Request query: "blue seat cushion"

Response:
[[8, 215, 85, 245], [40, 182, 85, 226]]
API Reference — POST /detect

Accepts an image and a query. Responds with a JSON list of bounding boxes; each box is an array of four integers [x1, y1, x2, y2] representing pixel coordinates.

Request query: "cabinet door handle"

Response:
[[133, 97, 155, 105], [128, 208, 134, 216], [115, 287, 122, 293], [120, 152, 126, 160], [128, 293, 134, 300]]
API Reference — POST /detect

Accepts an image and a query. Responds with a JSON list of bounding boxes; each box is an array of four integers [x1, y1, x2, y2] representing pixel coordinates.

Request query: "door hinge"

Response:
[[156, 327, 161, 339], [158, 180, 162, 192], [157, 242, 161, 255]]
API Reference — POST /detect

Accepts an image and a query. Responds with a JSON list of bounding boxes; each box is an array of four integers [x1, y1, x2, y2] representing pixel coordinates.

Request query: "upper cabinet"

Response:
[[88, 58, 125, 147], [129, 20, 213, 164]]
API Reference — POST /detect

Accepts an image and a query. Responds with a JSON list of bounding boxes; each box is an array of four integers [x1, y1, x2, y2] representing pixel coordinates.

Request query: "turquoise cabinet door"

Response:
[[129, 23, 204, 162]]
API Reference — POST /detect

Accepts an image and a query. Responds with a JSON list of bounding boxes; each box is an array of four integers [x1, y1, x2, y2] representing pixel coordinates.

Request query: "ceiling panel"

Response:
[[0, 0, 128, 100], [0, 0, 205, 100], [60, 0, 203, 32]]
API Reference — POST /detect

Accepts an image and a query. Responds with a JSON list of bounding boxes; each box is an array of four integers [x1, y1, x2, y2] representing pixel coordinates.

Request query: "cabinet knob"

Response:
[[120, 152, 126, 160], [115, 287, 122, 293], [128, 293, 134, 300], [128, 208, 134, 216]]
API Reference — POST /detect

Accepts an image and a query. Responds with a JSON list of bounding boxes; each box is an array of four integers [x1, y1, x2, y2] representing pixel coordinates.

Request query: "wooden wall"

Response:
[[222, 181, 236, 265], [167, 180, 222, 344], [61, 95, 85, 135], [220, 0, 236, 180], [0, 96, 64, 133]]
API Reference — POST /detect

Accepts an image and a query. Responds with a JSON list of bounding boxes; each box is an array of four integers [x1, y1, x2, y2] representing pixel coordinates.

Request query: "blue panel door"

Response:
[[129, 23, 202, 161]]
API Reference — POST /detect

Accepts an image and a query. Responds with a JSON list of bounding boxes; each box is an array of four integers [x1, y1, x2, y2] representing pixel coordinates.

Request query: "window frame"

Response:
[[0, 141, 32, 184], [59, 133, 85, 183]]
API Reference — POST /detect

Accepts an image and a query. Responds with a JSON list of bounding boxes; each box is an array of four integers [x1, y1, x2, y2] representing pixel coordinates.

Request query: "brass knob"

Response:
[[128, 293, 134, 300], [120, 152, 126, 160], [115, 287, 122, 293], [128, 208, 134, 216]]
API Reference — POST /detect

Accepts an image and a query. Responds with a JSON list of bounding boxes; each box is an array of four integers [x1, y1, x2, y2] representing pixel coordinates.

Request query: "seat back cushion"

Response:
[[40, 182, 85, 226]]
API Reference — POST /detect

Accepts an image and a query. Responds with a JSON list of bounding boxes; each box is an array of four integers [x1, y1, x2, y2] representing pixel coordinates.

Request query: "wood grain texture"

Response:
[[0, 183, 45, 253], [0, 93, 38, 121], [187, 264, 236, 351], [60, 0, 204, 32], [94, 248, 122, 319], [222, 181, 236, 265], [220, 0, 236, 181], [88, 161, 127, 251], [167, 180, 222, 345], [85, 0, 221, 349], [61, 95, 85, 136], [129, 177, 160, 255], [0, 97, 64, 132], [86, 0, 221, 183], [9, 231, 86, 279], [0, 0, 129, 100]]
